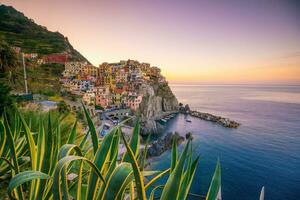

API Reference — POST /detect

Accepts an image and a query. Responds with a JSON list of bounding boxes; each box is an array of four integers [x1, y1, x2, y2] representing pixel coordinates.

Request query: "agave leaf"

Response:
[[79, 130, 89, 150], [18, 110, 40, 200], [149, 185, 164, 200], [58, 144, 84, 200], [43, 113, 53, 173], [130, 181, 135, 200], [97, 146, 119, 199], [75, 160, 84, 200], [178, 156, 200, 200], [120, 128, 147, 200], [122, 119, 140, 162], [0, 157, 16, 171], [57, 118, 62, 149], [160, 140, 190, 200], [171, 136, 178, 172], [3, 115, 20, 172], [0, 119, 7, 158], [82, 102, 98, 154], [7, 171, 51, 200], [260, 186, 265, 200], [67, 120, 77, 144], [96, 133, 120, 199], [53, 155, 105, 200], [140, 132, 151, 171], [206, 160, 222, 200], [18, 110, 37, 170], [36, 120, 45, 171], [3, 114, 24, 199], [58, 144, 83, 159], [86, 128, 117, 200], [142, 170, 163, 177], [36, 114, 53, 200], [100, 162, 134, 200], [145, 168, 170, 190]]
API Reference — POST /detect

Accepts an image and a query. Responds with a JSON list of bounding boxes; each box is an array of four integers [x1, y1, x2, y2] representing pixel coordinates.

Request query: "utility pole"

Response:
[[22, 53, 28, 94]]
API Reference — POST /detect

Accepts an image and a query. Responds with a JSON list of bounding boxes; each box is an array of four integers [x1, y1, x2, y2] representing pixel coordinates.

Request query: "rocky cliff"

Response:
[[138, 82, 179, 134]]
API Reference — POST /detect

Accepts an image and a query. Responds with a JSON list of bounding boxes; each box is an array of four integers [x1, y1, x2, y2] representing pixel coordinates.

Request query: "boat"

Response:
[[160, 119, 167, 123], [186, 119, 192, 123]]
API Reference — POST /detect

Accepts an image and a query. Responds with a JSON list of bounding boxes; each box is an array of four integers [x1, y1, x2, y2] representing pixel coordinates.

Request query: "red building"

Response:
[[43, 54, 68, 64]]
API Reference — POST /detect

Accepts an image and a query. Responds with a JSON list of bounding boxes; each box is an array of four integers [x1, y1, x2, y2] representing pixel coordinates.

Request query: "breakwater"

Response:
[[189, 110, 240, 128]]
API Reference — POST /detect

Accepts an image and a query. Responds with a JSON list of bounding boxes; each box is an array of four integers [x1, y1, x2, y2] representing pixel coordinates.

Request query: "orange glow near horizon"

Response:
[[2, 0, 300, 84]]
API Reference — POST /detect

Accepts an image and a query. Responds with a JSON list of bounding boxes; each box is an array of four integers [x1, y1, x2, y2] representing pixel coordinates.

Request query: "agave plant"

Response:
[[0, 104, 224, 200]]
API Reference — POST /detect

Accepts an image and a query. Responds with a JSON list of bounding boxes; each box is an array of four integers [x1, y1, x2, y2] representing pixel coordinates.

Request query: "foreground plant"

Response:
[[0, 104, 227, 200]]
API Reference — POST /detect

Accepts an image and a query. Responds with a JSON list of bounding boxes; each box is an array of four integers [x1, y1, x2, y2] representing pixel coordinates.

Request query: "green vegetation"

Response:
[[0, 4, 92, 96], [95, 105, 104, 110], [0, 104, 222, 199], [6, 59, 65, 95], [155, 83, 176, 98], [0, 40, 19, 115], [0, 5, 88, 61], [0, 36, 66, 96]]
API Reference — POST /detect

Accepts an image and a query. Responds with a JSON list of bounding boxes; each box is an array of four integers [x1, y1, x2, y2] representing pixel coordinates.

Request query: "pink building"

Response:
[[95, 94, 111, 108], [125, 93, 143, 111]]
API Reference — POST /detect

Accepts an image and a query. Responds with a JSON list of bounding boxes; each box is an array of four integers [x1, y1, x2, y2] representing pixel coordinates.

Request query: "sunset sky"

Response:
[[2, 0, 300, 84]]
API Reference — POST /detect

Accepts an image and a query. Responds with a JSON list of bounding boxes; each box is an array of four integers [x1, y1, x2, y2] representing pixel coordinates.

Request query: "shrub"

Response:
[[0, 104, 224, 200]]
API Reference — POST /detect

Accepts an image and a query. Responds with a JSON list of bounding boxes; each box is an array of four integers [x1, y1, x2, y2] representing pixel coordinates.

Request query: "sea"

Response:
[[149, 84, 300, 200]]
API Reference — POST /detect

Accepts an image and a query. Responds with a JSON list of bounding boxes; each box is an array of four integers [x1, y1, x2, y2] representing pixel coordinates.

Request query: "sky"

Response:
[[2, 0, 300, 84]]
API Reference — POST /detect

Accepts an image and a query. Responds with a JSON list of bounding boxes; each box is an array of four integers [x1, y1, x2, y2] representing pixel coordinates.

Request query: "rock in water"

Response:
[[185, 132, 193, 140], [147, 132, 185, 157]]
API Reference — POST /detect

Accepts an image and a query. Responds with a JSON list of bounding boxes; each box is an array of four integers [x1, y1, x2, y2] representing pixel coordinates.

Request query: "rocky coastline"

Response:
[[139, 83, 179, 134], [179, 104, 240, 128], [138, 82, 240, 135], [147, 132, 185, 157]]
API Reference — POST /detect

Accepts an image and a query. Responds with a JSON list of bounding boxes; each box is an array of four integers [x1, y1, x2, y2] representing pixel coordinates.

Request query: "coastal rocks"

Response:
[[147, 132, 185, 157], [185, 132, 193, 140], [190, 110, 240, 128], [179, 103, 190, 113], [139, 83, 179, 134], [140, 120, 164, 136], [179, 103, 240, 128]]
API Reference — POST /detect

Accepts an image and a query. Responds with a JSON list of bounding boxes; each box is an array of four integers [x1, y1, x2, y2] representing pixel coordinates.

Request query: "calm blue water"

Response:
[[149, 85, 300, 200]]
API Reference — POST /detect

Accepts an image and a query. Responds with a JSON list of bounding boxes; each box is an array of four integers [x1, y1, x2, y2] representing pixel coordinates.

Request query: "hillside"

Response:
[[0, 4, 91, 95], [0, 4, 88, 62], [10, 62, 65, 95]]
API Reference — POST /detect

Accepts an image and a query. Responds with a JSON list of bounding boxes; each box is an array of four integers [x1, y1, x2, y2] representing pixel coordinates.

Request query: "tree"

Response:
[[0, 40, 18, 75], [0, 84, 12, 115], [0, 40, 18, 115]]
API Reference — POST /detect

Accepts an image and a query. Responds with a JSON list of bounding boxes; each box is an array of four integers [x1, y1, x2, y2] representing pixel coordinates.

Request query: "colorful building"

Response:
[[125, 92, 143, 111], [43, 53, 68, 64], [83, 91, 95, 105], [95, 94, 112, 108]]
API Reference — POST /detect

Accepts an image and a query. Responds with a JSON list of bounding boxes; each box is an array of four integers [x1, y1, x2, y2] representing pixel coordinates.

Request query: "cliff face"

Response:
[[138, 83, 178, 134]]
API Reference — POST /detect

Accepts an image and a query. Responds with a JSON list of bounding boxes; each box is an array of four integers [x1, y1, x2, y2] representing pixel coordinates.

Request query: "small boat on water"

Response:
[[169, 114, 175, 118], [160, 119, 167, 123], [186, 119, 192, 123]]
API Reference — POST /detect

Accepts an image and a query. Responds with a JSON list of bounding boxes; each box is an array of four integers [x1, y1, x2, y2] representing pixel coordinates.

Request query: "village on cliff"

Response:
[[15, 50, 167, 111], [61, 59, 166, 111], [14, 50, 239, 133]]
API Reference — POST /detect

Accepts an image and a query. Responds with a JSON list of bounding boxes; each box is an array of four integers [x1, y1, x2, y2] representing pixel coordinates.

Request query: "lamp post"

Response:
[[22, 53, 28, 94]]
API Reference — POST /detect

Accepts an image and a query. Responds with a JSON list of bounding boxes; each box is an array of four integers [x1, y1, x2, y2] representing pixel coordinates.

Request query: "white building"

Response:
[[83, 91, 96, 105]]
